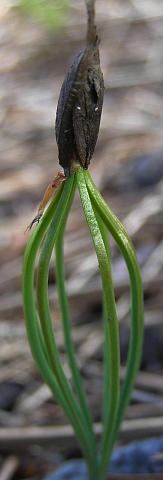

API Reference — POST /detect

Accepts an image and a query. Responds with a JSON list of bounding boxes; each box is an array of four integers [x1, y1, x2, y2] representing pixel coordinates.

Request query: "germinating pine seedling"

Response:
[[23, 1, 144, 479]]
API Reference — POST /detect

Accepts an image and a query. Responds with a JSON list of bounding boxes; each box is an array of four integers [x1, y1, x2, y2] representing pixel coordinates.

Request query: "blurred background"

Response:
[[0, 0, 163, 478]]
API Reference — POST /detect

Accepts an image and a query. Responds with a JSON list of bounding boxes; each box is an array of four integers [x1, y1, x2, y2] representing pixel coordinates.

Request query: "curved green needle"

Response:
[[55, 212, 96, 446], [85, 170, 144, 453], [35, 175, 97, 477], [76, 168, 120, 479]]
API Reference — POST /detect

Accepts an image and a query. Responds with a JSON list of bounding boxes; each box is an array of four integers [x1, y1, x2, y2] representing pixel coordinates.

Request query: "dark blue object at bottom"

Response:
[[45, 435, 163, 479]]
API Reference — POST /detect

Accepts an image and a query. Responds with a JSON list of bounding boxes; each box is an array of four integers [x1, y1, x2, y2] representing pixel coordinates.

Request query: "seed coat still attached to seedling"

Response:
[[55, 0, 104, 176], [26, 0, 104, 231]]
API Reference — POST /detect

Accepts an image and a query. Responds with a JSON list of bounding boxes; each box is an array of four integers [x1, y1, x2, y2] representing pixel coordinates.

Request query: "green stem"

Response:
[[85, 170, 144, 451]]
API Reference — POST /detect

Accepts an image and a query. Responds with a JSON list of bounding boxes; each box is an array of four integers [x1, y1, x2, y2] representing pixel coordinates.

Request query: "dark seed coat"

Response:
[[55, 0, 104, 176]]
